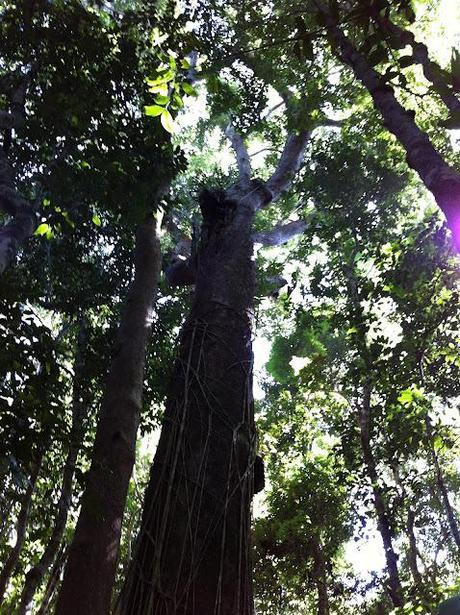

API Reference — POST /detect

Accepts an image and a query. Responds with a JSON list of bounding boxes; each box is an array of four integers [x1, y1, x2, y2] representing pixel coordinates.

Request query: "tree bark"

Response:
[[311, 537, 329, 615], [36, 543, 68, 615], [358, 384, 404, 608], [425, 414, 460, 554], [55, 212, 163, 615], [118, 180, 271, 615], [320, 3, 460, 247], [16, 319, 89, 615], [0, 455, 43, 605], [342, 261, 404, 608], [370, 8, 460, 114], [0, 151, 37, 275], [406, 508, 424, 594]]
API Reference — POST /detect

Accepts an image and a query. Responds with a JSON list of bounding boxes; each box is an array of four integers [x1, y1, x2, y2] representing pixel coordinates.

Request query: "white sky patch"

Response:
[[344, 524, 386, 579], [253, 335, 271, 400], [290, 355, 311, 374]]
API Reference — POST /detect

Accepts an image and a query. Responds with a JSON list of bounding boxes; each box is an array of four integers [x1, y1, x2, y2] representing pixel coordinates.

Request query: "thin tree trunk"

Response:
[[118, 181, 270, 615], [311, 537, 329, 615], [370, 8, 460, 113], [319, 2, 460, 246], [342, 261, 404, 608], [16, 319, 89, 615], [358, 385, 404, 608], [406, 508, 424, 594], [55, 212, 163, 615], [0, 455, 43, 604], [36, 543, 68, 615], [425, 414, 460, 553]]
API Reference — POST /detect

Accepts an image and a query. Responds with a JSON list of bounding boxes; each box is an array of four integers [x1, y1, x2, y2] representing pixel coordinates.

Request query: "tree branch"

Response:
[[253, 218, 307, 246], [371, 8, 460, 113], [266, 130, 312, 201], [225, 124, 251, 182], [316, 0, 460, 248]]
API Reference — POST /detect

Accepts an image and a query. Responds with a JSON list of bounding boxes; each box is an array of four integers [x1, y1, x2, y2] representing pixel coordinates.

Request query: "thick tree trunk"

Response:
[[320, 4, 460, 246], [55, 214, 162, 615], [16, 319, 89, 615], [311, 537, 329, 615], [0, 455, 43, 604], [425, 414, 460, 553], [358, 385, 404, 608], [118, 181, 270, 615], [36, 543, 68, 615]]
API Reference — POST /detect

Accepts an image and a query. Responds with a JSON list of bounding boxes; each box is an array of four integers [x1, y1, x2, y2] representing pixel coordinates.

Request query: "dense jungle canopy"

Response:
[[1, 0, 460, 614]]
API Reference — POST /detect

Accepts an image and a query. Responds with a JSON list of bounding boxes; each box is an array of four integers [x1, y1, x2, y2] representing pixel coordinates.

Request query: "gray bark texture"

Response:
[[425, 414, 460, 554], [55, 213, 163, 615], [358, 385, 404, 608], [35, 543, 68, 615], [311, 537, 330, 615], [406, 508, 424, 593], [343, 261, 404, 608]]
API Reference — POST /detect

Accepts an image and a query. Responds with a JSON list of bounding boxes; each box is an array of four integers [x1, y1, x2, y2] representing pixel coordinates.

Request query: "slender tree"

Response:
[[55, 206, 166, 615], [15, 317, 89, 614], [0, 455, 43, 604]]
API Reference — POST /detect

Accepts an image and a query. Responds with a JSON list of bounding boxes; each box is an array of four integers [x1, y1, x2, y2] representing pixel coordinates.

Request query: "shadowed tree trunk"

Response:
[[118, 128, 311, 615], [0, 149, 36, 276], [369, 7, 460, 114], [119, 181, 264, 615], [425, 414, 460, 554], [343, 261, 404, 608], [0, 74, 36, 275], [0, 454, 43, 605], [36, 542, 68, 615], [55, 209, 164, 615], [358, 385, 404, 608], [16, 318, 89, 615], [318, 1, 460, 246], [311, 537, 329, 615], [406, 508, 424, 594]]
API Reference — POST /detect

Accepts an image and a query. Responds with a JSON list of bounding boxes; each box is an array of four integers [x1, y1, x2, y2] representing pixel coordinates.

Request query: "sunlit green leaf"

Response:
[[160, 109, 176, 133], [144, 105, 165, 117]]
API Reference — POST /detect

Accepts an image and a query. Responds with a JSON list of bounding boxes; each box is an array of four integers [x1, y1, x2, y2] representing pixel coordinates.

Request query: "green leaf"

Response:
[[144, 105, 165, 117], [182, 82, 197, 96], [180, 58, 191, 69], [92, 214, 101, 227], [147, 83, 168, 96], [398, 389, 414, 405], [35, 223, 51, 236], [154, 95, 169, 105], [160, 109, 176, 133], [173, 92, 184, 109]]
